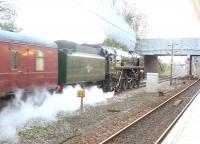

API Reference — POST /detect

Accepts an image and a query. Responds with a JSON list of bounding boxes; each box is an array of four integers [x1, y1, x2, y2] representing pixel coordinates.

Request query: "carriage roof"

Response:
[[0, 30, 57, 48]]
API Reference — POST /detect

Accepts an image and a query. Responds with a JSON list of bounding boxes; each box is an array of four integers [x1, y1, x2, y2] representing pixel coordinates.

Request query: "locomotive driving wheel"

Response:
[[122, 79, 128, 90], [128, 79, 136, 89], [136, 79, 140, 87]]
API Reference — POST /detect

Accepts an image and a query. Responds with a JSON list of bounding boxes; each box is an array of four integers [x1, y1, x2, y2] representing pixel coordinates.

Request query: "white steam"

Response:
[[77, 0, 136, 50], [0, 85, 114, 141], [17, 0, 136, 50]]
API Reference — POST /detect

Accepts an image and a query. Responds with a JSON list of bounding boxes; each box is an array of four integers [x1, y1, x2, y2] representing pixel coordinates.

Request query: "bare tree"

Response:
[[124, 5, 148, 39], [103, 38, 128, 51], [111, 0, 149, 39], [0, 0, 21, 32]]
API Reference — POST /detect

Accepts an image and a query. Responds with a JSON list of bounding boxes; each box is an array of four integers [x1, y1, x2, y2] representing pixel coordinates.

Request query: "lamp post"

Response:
[[168, 43, 178, 85]]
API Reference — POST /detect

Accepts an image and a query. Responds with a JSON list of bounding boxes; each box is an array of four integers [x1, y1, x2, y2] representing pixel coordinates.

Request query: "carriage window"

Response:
[[36, 50, 44, 71], [11, 51, 19, 70]]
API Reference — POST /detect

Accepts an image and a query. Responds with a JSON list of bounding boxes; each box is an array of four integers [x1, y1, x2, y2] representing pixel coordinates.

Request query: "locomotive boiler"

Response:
[[100, 45, 144, 91]]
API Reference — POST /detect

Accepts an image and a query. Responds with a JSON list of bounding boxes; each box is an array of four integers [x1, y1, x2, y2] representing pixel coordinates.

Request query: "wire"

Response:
[[73, 0, 134, 37]]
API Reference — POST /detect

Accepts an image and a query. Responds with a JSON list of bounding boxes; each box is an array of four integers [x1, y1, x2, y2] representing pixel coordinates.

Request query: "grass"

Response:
[[18, 125, 50, 140], [162, 65, 171, 75]]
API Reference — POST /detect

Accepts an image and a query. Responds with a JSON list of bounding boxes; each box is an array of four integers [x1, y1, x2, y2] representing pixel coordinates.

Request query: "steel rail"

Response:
[[155, 87, 200, 144], [99, 79, 200, 144]]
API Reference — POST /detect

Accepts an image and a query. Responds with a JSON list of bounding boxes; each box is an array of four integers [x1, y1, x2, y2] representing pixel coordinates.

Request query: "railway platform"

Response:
[[162, 91, 200, 144]]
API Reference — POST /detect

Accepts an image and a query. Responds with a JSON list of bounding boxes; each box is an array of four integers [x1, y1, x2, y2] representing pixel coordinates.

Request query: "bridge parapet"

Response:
[[136, 38, 200, 56]]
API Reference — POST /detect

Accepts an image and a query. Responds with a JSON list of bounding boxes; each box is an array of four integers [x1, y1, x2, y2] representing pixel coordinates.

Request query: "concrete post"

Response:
[[189, 55, 192, 79]]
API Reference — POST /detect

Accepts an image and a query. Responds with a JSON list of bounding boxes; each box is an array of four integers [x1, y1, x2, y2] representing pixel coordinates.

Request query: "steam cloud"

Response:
[[0, 85, 114, 141], [80, 0, 136, 50], [18, 0, 136, 50]]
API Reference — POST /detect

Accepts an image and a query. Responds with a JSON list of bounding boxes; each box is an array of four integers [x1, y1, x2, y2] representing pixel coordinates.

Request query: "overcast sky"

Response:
[[135, 0, 200, 38], [16, 0, 106, 43], [16, 0, 200, 44], [16, 0, 136, 49]]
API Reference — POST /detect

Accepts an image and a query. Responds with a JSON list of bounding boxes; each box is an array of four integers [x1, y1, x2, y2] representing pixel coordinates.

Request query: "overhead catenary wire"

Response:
[[73, 0, 134, 37]]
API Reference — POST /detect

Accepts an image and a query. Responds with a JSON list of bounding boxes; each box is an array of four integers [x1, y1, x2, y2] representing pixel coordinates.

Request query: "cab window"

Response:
[[36, 50, 44, 71]]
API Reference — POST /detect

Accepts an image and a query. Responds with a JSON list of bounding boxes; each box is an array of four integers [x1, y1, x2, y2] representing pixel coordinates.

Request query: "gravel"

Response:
[[108, 80, 200, 144], [0, 79, 194, 144]]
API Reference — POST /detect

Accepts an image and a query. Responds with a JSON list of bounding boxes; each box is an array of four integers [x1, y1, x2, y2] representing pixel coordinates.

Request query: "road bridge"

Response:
[[136, 38, 200, 77], [137, 38, 200, 56]]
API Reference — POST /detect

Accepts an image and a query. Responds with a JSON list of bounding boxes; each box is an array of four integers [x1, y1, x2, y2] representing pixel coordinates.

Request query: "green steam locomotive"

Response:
[[56, 40, 144, 92]]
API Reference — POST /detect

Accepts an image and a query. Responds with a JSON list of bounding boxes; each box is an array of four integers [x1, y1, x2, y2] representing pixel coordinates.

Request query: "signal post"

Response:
[[77, 89, 85, 115]]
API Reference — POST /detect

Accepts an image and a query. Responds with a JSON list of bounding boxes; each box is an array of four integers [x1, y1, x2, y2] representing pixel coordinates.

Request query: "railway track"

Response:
[[155, 87, 200, 144], [100, 79, 200, 144]]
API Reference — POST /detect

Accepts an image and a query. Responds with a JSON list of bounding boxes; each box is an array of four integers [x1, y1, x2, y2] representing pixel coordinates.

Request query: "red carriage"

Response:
[[0, 31, 58, 96]]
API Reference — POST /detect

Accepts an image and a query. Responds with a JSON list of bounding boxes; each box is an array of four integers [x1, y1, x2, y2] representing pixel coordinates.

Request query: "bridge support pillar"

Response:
[[144, 55, 160, 76]]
